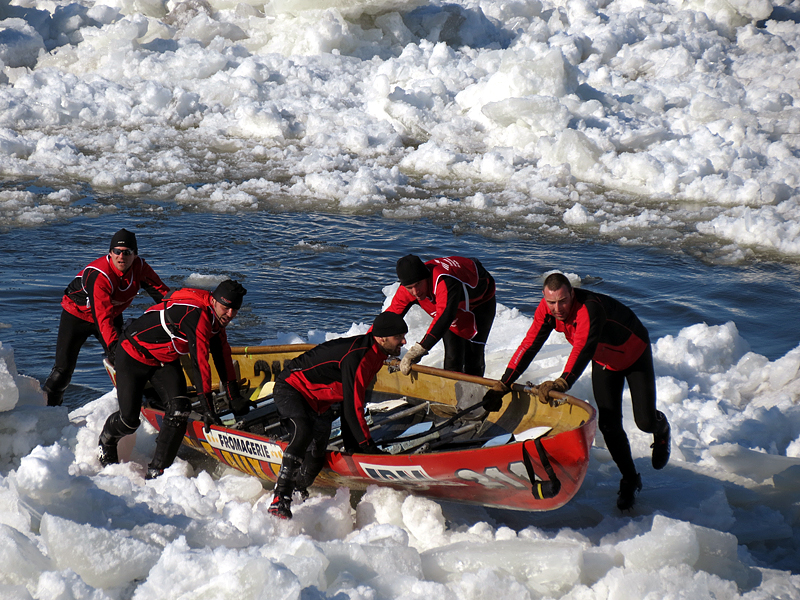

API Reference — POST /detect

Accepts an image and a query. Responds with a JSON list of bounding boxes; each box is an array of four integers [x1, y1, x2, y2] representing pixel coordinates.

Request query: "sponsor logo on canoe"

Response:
[[205, 430, 283, 464], [360, 462, 464, 486], [360, 462, 433, 483]]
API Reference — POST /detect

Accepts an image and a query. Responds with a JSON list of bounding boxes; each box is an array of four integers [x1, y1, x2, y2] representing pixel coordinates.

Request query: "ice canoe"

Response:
[[140, 344, 597, 512]]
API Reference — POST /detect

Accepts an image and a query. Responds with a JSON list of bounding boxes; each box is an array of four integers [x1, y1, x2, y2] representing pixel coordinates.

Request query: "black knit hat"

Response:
[[371, 312, 408, 337], [212, 279, 247, 310], [396, 254, 430, 286], [109, 229, 138, 254]]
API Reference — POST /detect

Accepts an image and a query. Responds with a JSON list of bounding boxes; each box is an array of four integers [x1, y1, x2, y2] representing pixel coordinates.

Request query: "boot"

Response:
[[651, 413, 671, 470], [98, 412, 139, 467], [43, 367, 69, 407], [268, 453, 301, 519], [268, 493, 293, 519], [617, 473, 642, 511], [293, 453, 324, 502], [149, 396, 191, 472], [145, 467, 164, 480], [98, 441, 119, 466], [46, 390, 65, 407]]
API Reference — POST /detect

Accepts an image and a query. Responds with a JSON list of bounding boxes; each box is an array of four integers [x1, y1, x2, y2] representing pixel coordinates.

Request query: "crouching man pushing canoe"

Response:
[[98, 279, 248, 480], [483, 272, 671, 511], [268, 312, 408, 519]]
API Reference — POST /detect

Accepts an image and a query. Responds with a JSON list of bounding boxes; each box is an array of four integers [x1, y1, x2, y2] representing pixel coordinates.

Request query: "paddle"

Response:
[[385, 420, 482, 454], [376, 393, 497, 449], [328, 401, 432, 449]]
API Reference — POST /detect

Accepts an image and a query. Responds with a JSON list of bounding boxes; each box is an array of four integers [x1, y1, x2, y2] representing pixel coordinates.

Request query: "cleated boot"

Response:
[[616, 473, 642, 511], [46, 390, 64, 407], [98, 442, 119, 467], [145, 467, 164, 480], [295, 487, 310, 502], [651, 415, 671, 470], [268, 494, 293, 519]]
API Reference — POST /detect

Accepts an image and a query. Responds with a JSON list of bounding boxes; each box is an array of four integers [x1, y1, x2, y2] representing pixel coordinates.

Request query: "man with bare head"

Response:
[[484, 272, 670, 511]]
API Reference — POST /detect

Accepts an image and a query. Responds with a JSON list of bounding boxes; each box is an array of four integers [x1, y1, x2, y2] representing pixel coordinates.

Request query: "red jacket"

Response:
[[120, 288, 236, 396], [279, 334, 388, 447], [62, 255, 168, 351], [386, 256, 495, 349], [502, 289, 650, 388]]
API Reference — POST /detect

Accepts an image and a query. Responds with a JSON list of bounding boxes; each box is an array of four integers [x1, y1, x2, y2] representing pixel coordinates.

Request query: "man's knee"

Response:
[[634, 409, 665, 434], [597, 410, 626, 437]]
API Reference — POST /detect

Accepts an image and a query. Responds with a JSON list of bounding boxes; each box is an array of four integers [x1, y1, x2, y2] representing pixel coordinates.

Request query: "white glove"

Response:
[[400, 343, 428, 375]]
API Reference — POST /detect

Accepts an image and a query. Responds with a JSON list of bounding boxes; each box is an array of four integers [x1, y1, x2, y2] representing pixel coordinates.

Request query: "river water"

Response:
[[2, 206, 798, 408]]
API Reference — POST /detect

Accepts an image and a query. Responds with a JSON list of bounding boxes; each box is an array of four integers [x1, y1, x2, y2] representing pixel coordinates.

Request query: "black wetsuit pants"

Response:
[[272, 380, 337, 496], [592, 345, 661, 481], [99, 347, 188, 470], [441, 295, 497, 377], [44, 309, 120, 406]]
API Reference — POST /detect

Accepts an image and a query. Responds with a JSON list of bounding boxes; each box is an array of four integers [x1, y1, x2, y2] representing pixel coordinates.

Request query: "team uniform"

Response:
[[98, 286, 243, 476], [387, 256, 496, 375], [271, 333, 389, 508], [44, 247, 168, 406], [498, 287, 668, 504], [268, 311, 408, 519]]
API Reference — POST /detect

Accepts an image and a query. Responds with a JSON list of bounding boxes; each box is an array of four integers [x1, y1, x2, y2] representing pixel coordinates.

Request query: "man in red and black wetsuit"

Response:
[[43, 229, 169, 406], [483, 272, 671, 511], [97, 280, 248, 480], [268, 311, 408, 519], [385, 254, 496, 377]]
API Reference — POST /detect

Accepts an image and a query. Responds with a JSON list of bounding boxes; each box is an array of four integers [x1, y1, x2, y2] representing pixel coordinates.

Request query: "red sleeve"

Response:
[[210, 327, 237, 383], [501, 299, 554, 386], [341, 346, 382, 445], [421, 277, 461, 349], [386, 285, 416, 317], [87, 271, 120, 350], [190, 309, 215, 395]]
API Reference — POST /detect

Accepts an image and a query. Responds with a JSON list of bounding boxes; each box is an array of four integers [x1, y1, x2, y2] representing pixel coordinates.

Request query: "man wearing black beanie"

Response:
[[385, 254, 496, 378], [98, 279, 248, 480], [267, 312, 407, 519], [43, 228, 169, 406]]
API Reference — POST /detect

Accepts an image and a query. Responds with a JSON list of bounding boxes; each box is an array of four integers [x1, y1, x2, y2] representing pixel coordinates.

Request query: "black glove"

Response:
[[358, 440, 386, 454], [203, 412, 221, 432], [482, 381, 509, 412], [198, 392, 221, 422], [223, 381, 250, 417]]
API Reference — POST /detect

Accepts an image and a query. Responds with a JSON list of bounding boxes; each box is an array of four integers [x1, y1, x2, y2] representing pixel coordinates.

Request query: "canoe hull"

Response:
[[141, 407, 595, 511], [140, 344, 597, 512]]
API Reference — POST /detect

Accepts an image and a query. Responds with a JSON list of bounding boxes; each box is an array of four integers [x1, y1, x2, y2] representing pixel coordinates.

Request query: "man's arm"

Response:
[[86, 270, 121, 353], [385, 285, 417, 317], [420, 277, 462, 350], [340, 347, 379, 448], [559, 301, 605, 387], [500, 300, 555, 387], [185, 309, 215, 396]]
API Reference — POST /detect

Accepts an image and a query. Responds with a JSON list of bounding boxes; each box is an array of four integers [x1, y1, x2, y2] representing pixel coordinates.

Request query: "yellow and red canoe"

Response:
[[140, 344, 596, 512]]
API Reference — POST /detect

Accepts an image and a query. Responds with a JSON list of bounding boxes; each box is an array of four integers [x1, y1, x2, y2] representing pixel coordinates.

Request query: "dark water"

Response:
[[2, 208, 799, 407]]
